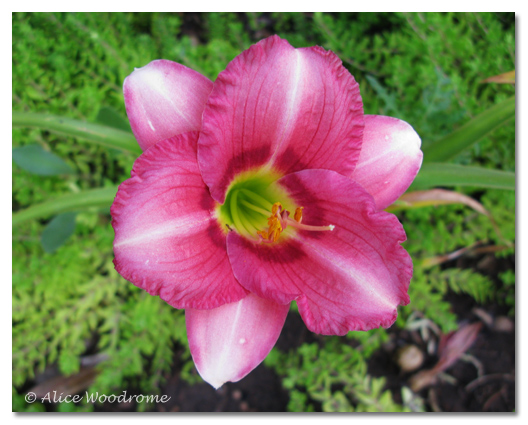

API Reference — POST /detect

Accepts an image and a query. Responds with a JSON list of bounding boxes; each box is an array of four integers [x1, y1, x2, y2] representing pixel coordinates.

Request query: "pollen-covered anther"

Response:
[[268, 216, 283, 242], [294, 207, 304, 223]]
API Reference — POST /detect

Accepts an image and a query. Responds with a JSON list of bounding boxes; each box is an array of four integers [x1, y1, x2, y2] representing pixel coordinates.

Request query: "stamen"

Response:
[[230, 190, 246, 235], [239, 199, 270, 217], [244, 210, 266, 230], [237, 207, 258, 235]]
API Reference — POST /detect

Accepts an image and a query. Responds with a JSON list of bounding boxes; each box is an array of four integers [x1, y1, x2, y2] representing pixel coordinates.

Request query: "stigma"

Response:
[[256, 202, 334, 244]]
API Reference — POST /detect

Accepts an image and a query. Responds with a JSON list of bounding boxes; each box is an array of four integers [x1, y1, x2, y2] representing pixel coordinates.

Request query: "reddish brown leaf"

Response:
[[481, 70, 515, 84], [409, 323, 482, 392], [387, 189, 490, 216], [29, 367, 98, 400], [436, 322, 482, 372]]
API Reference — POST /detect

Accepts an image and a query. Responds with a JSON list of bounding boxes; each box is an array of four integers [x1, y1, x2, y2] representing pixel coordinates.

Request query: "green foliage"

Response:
[[404, 266, 497, 333], [498, 269, 515, 315], [13, 12, 515, 412], [403, 267, 459, 333], [434, 268, 495, 304], [345, 327, 389, 357]]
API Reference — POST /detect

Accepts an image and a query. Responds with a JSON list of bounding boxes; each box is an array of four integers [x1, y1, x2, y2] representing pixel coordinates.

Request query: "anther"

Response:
[[271, 202, 282, 216], [294, 207, 304, 223]]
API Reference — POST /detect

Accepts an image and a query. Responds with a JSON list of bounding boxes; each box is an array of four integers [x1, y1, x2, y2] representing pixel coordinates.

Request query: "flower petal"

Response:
[[124, 60, 213, 151], [198, 35, 364, 203], [227, 169, 412, 336], [351, 115, 423, 211], [111, 132, 246, 309], [186, 293, 289, 389]]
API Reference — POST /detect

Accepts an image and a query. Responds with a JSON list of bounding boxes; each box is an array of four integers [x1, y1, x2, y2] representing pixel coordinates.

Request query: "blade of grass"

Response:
[[411, 163, 515, 191], [13, 111, 142, 155], [422, 96, 515, 163], [12, 186, 118, 226]]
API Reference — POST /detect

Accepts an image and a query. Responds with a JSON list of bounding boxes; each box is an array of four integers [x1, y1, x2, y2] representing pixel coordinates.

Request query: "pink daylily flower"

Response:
[[111, 36, 423, 389]]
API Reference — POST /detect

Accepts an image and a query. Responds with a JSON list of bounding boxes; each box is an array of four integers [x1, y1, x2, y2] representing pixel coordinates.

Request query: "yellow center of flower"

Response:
[[217, 170, 334, 244]]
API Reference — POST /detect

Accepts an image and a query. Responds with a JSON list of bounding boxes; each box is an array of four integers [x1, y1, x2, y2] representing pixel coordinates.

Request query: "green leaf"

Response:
[[12, 111, 142, 155], [12, 186, 118, 226], [423, 96, 515, 162], [411, 163, 515, 191], [96, 106, 132, 133], [41, 212, 77, 253], [12, 144, 74, 176]]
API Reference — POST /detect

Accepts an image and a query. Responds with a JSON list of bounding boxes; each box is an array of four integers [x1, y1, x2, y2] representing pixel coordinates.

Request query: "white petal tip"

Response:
[[207, 379, 226, 390], [198, 368, 237, 390]]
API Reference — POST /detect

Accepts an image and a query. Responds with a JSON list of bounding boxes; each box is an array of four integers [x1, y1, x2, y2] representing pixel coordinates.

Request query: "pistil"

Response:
[[239, 199, 271, 217]]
